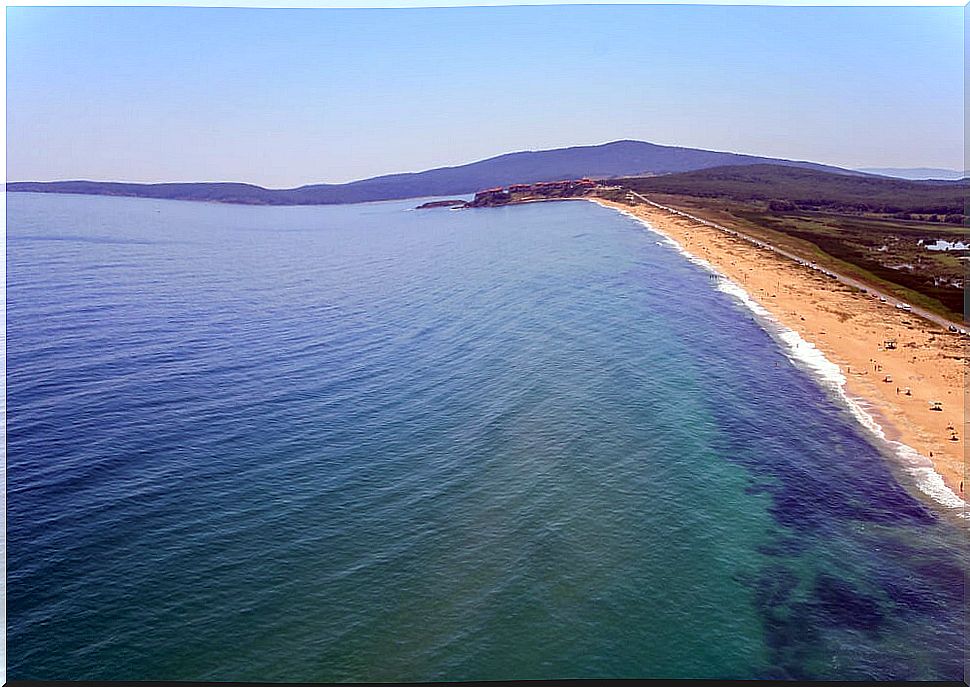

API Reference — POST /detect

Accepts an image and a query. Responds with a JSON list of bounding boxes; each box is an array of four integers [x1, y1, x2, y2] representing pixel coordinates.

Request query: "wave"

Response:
[[599, 201, 967, 517]]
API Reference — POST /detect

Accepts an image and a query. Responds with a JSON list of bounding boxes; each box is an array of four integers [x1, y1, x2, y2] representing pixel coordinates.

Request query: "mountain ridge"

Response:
[[8, 139, 863, 206]]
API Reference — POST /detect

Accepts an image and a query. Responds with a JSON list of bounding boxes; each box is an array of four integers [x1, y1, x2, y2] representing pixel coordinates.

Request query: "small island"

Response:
[[415, 199, 467, 209]]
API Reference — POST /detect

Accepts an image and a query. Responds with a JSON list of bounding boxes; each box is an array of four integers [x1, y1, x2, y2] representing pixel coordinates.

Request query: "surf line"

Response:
[[589, 197, 967, 517]]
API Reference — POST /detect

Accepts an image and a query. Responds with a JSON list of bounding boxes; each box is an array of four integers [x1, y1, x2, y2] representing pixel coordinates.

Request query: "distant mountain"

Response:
[[8, 140, 860, 206], [612, 164, 968, 215], [857, 167, 968, 181]]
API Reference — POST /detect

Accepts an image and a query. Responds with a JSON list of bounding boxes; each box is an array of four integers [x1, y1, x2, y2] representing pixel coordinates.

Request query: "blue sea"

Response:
[[6, 192, 967, 680]]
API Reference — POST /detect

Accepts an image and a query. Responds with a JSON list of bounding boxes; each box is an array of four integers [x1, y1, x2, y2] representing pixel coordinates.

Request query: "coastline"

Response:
[[590, 196, 966, 515]]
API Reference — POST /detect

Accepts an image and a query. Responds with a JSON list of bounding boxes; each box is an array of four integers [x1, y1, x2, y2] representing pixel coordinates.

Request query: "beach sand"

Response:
[[592, 197, 966, 508]]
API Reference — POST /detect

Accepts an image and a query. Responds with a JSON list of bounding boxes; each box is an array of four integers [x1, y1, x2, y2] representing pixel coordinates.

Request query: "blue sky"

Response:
[[6, 5, 964, 186]]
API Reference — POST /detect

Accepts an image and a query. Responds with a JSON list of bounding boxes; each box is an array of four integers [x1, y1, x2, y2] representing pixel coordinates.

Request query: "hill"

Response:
[[857, 167, 968, 181], [7, 140, 856, 206], [611, 164, 968, 217]]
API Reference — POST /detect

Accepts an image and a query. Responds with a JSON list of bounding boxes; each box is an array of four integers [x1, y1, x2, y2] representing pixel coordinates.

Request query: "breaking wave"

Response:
[[602, 201, 967, 517]]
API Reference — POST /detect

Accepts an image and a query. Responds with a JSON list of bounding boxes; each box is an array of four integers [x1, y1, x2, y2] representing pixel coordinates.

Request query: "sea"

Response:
[[6, 192, 967, 680]]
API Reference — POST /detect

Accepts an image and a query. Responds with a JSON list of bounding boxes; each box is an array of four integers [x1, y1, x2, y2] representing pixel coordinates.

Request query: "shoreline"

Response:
[[589, 196, 966, 516]]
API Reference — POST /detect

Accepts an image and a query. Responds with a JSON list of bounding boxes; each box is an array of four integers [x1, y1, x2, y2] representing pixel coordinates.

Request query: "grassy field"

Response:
[[606, 166, 968, 322]]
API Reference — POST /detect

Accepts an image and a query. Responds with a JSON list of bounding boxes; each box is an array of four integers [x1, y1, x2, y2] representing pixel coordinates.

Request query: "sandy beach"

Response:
[[592, 196, 966, 510]]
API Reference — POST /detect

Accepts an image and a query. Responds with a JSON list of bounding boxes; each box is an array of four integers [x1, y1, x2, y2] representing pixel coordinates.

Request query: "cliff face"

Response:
[[466, 187, 513, 207], [465, 179, 597, 208]]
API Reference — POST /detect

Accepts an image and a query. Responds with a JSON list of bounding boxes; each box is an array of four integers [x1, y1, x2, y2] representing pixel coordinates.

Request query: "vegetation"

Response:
[[614, 164, 968, 218], [610, 165, 968, 321]]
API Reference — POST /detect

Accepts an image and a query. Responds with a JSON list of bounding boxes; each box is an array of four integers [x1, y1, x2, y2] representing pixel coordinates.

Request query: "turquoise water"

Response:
[[6, 192, 966, 680]]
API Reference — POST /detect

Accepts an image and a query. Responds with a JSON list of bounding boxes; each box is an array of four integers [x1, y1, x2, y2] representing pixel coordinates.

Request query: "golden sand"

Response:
[[592, 197, 966, 504]]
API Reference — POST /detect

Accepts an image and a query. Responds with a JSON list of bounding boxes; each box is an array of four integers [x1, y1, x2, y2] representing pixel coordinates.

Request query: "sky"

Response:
[[6, 4, 964, 187]]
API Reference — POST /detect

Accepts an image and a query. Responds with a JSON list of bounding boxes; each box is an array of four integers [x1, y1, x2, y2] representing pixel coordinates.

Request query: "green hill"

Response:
[[613, 164, 967, 218]]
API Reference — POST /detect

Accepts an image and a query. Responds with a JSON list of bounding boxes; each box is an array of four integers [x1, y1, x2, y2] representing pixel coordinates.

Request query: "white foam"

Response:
[[601, 201, 968, 517]]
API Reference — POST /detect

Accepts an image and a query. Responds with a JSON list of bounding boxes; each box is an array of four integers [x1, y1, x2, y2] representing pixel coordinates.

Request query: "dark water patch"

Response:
[[882, 579, 944, 614], [812, 573, 885, 632], [752, 564, 801, 610], [914, 560, 966, 602]]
